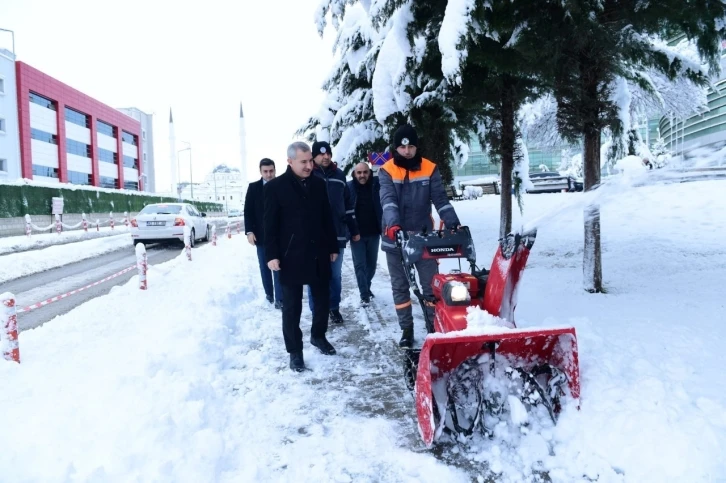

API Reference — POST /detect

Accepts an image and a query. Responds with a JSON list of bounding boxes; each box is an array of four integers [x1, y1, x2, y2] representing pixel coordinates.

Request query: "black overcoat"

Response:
[[264, 166, 339, 286]]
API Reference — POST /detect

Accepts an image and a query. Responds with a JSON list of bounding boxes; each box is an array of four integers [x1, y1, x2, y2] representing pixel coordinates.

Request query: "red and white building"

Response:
[[1, 58, 151, 191]]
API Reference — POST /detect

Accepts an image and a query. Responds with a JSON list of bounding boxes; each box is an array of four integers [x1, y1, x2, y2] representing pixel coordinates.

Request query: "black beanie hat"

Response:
[[312, 141, 332, 158], [393, 124, 418, 148]]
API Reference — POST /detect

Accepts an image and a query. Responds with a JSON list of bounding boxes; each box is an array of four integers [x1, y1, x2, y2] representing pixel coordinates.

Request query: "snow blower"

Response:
[[395, 226, 580, 447]]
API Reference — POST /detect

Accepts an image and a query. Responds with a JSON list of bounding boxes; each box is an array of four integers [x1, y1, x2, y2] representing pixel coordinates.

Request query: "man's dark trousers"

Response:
[[350, 235, 379, 299], [256, 245, 281, 303], [282, 281, 330, 353]]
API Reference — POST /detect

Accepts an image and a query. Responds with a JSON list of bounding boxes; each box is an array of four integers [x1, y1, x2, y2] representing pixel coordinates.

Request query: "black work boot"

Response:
[[399, 328, 414, 348], [266, 295, 274, 304], [330, 309, 344, 324], [274, 301, 283, 310], [310, 336, 337, 355], [361, 296, 371, 306], [289, 351, 305, 372]]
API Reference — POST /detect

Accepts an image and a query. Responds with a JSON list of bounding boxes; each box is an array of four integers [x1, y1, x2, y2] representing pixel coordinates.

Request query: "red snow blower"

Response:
[[396, 226, 580, 447]]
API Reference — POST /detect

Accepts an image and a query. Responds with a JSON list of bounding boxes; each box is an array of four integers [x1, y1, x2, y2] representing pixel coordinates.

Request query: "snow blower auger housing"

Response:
[[395, 226, 580, 447]]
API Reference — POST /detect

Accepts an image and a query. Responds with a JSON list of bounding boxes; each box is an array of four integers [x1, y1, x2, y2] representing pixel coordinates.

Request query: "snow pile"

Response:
[[462, 185, 483, 199], [0, 234, 132, 284], [614, 154, 648, 179], [463, 306, 512, 333], [0, 226, 129, 256]]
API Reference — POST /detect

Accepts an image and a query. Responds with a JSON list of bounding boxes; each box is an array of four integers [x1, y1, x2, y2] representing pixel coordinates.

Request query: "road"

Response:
[[4, 242, 200, 332]]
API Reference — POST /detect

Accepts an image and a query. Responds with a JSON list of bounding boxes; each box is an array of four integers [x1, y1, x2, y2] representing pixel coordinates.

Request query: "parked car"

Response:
[[527, 172, 577, 193], [227, 209, 241, 217], [130, 203, 211, 247]]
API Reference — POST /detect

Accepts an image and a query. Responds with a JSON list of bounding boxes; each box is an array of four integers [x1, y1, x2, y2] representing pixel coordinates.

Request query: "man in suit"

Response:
[[264, 142, 340, 372], [244, 158, 282, 309]]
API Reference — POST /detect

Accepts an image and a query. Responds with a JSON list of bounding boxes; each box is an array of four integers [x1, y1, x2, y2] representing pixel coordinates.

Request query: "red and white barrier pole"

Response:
[[24, 214, 32, 238], [135, 243, 148, 290], [236, 221, 240, 234], [82, 213, 88, 232], [211, 224, 217, 246], [110, 212, 115, 230], [55, 214, 62, 235], [184, 225, 192, 261], [1, 292, 20, 363], [226, 223, 231, 239], [124, 211, 129, 228]]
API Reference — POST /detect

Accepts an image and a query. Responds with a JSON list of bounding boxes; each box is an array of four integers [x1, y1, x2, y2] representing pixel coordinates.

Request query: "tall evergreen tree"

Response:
[[524, 0, 725, 293]]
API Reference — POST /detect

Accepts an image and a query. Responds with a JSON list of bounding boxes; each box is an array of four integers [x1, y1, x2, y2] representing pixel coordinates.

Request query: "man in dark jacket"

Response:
[[308, 141, 360, 324], [264, 141, 340, 372], [379, 124, 461, 348], [244, 158, 282, 309], [347, 162, 382, 305]]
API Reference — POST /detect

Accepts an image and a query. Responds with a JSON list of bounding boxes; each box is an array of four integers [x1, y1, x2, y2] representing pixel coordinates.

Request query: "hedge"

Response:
[[0, 184, 223, 217]]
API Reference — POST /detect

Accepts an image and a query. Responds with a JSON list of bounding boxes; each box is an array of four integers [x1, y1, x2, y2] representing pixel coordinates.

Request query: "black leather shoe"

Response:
[[330, 309, 344, 324], [266, 295, 274, 304], [274, 301, 283, 310], [310, 336, 337, 355], [361, 296, 371, 306], [399, 328, 414, 348], [289, 351, 305, 372]]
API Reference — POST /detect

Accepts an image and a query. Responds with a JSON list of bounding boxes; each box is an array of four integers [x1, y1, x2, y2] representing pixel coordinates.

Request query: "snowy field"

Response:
[[0, 176, 724, 482]]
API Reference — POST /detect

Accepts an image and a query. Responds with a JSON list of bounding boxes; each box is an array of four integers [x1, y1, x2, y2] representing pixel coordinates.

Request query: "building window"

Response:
[[122, 155, 138, 169], [29, 92, 56, 110], [121, 131, 138, 146], [64, 107, 90, 128], [68, 170, 91, 185], [99, 176, 118, 189], [31, 128, 58, 144], [97, 120, 115, 137], [98, 148, 118, 164], [230, 196, 233, 200], [0, 158, 7, 172], [66, 139, 91, 157], [143, 153, 147, 161], [142, 130, 146, 140], [32, 165, 59, 178], [124, 181, 139, 191], [0, 117, 5, 133], [0, 77, 4, 94]]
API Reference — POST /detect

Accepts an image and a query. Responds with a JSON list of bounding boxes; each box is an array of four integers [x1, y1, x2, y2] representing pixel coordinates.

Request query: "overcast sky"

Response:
[[0, 0, 334, 193]]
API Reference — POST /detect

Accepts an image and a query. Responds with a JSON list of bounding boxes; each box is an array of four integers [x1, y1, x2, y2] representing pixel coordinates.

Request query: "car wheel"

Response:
[[204, 225, 210, 242], [190, 229, 196, 248]]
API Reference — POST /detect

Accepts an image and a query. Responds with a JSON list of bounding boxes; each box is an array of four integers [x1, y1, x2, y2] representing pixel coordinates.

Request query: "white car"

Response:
[[130, 203, 211, 247], [227, 209, 241, 217]]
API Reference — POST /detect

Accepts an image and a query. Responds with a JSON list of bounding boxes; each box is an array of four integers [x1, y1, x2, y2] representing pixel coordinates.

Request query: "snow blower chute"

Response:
[[396, 226, 580, 447]]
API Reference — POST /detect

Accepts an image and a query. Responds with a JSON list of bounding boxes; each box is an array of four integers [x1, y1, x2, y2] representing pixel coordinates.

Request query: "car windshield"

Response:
[[139, 204, 183, 215]]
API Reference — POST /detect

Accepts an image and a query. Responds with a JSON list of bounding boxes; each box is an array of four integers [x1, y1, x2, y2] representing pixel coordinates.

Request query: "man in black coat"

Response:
[[264, 141, 340, 372], [244, 158, 282, 308], [347, 162, 383, 305]]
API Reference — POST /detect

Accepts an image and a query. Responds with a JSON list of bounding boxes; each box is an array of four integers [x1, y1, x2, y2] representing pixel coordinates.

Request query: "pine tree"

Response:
[[523, 0, 725, 293]]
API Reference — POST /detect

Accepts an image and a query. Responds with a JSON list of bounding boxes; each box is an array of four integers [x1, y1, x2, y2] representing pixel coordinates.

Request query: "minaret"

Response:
[[239, 102, 247, 187], [169, 108, 178, 198]]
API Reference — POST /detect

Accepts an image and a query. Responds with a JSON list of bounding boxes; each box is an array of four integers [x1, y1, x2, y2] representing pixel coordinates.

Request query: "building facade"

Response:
[[118, 107, 155, 192], [0, 48, 21, 182], [178, 164, 246, 213], [10, 62, 144, 190]]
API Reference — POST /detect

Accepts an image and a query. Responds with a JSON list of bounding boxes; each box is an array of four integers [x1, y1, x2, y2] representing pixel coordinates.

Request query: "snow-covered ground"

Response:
[[0, 233, 133, 284], [0, 176, 724, 482], [0, 226, 129, 256]]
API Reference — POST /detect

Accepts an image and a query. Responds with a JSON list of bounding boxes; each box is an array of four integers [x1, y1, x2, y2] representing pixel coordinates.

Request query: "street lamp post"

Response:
[[178, 142, 193, 200]]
